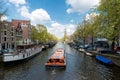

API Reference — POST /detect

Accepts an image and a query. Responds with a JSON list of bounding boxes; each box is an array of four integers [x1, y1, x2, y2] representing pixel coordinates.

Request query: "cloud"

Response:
[[19, 6, 51, 25], [66, 24, 76, 35], [47, 22, 76, 38], [85, 12, 99, 21], [9, 0, 51, 25], [1, 16, 8, 21], [66, 0, 99, 14], [30, 9, 51, 24], [20, 6, 30, 18], [9, 0, 26, 7]]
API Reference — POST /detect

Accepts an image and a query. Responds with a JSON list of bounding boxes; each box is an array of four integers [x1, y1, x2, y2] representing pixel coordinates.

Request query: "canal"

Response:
[[0, 42, 120, 80]]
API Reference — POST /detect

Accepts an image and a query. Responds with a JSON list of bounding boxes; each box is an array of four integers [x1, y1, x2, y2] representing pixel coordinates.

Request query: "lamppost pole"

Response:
[[83, 20, 85, 48]]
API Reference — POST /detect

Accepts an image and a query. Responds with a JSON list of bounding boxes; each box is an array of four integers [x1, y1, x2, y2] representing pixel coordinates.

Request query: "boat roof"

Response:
[[50, 53, 64, 59], [49, 48, 64, 59]]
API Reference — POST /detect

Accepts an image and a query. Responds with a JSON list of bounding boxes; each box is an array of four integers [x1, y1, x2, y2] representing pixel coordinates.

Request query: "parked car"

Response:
[[114, 46, 120, 54]]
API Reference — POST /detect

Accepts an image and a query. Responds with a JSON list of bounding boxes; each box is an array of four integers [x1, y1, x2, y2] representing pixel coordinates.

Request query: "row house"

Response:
[[0, 19, 32, 50], [0, 21, 16, 50], [12, 19, 31, 45]]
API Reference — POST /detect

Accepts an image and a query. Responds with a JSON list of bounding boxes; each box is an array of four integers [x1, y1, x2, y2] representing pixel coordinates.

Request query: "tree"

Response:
[[68, 12, 101, 49], [97, 0, 120, 50], [36, 24, 48, 42], [31, 27, 38, 41], [31, 24, 58, 44], [0, 0, 8, 44], [0, 0, 7, 21]]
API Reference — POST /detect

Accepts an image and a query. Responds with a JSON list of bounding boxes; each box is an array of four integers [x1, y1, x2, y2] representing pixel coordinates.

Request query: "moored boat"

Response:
[[96, 55, 112, 65], [86, 52, 94, 56], [45, 48, 66, 68], [3, 44, 42, 63]]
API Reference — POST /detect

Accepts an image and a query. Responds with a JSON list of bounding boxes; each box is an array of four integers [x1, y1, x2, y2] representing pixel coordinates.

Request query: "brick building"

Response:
[[12, 19, 31, 45], [0, 21, 16, 50]]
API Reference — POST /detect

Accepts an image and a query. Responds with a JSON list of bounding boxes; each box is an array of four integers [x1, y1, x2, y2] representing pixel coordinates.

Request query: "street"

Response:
[[0, 42, 120, 80]]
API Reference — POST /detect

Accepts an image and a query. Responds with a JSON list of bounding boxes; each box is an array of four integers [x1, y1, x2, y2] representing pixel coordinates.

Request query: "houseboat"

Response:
[[45, 48, 66, 68], [3, 44, 42, 63]]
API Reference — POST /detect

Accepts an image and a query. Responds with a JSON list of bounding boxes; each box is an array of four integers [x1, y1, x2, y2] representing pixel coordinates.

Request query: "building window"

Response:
[[11, 27, 14, 31], [11, 37, 14, 41], [2, 43, 5, 49], [12, 43, 14, 49], [4, 31, 7, 35], [4, 25, 7, 29], [4, 37, 7, 41], [11, 32, 14, 36]]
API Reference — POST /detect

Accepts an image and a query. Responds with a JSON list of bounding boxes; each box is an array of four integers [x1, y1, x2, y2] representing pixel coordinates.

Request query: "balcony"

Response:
[[16, 40, 32, 45], [16, 41, 23, 45]]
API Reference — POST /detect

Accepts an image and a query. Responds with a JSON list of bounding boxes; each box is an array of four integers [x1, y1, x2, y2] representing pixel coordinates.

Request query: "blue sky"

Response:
[[3, 0, 99, 38]]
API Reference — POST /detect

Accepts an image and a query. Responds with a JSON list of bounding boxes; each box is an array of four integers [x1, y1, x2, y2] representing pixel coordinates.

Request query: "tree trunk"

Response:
[[83, 37, 85, 48], [111, 41, 115, 51], [91, 35, 94, 50]]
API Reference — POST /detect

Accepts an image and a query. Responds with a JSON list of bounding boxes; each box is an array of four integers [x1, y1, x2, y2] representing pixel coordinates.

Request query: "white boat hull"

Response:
[[86, 52, 93, 56], [3, 47, 42, 62]]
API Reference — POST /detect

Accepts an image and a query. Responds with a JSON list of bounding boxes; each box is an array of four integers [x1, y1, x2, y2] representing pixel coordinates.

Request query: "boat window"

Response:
[[49, 59, 55, 62], [60, 59, 64, 63], [55, 59, 59, 62], [23, 54, 25, 58], [49, 59, 52, 62], [53, 59, 57, 62]]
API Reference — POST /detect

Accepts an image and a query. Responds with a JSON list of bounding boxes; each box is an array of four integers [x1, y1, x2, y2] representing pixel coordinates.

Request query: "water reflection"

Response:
[[0, 42, 120, 80]]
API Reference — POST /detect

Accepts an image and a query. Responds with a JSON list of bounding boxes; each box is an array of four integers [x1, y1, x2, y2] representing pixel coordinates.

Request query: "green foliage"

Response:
[[69, 0, 120, 47], [31, 24, 58, 43], [97, 0, 120, 41], [69, 16, 100, 42]]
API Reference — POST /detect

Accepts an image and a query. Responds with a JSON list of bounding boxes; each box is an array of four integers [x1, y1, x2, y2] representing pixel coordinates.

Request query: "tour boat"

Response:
[[45, 48, 66, 68], [3, 44, 42, 63]]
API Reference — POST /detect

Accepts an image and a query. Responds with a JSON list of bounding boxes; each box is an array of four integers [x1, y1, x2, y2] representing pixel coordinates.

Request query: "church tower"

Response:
[[64, 28, 67, 42]]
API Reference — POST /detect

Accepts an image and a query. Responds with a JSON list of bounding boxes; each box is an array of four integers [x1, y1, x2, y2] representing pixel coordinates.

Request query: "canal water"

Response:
[[0, 42, 120, 80]]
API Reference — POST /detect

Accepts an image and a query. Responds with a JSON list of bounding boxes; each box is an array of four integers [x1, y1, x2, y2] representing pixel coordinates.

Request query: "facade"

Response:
[[12, 19, 31, 45], [0, 21, 16, 50]]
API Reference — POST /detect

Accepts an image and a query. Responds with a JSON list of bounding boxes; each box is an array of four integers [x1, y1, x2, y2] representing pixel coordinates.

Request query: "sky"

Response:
[[3, 0, 99, 38]]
